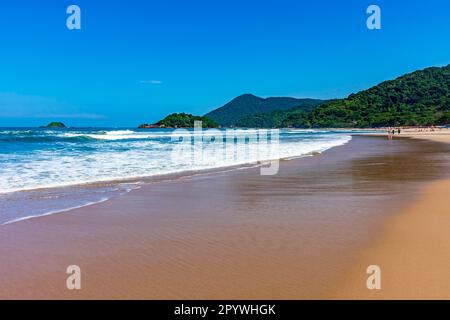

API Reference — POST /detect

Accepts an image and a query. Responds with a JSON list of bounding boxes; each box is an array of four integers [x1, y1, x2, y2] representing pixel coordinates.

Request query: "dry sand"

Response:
[[399, 127, 450, 143]]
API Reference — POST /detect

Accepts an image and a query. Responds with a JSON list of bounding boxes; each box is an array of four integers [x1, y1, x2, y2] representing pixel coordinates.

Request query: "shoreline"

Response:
[[0, 128, 354, 194], [329, 132, 450, 299], [0, 131, 352, 226]]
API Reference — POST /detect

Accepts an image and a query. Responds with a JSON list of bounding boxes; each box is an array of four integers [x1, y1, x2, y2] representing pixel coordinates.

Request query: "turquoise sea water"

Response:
[[0, 127, 356, 225]]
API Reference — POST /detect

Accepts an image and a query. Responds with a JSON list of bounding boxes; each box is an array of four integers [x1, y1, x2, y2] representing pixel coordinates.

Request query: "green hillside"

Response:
[[204, 94, 325, 127], [237, 65, 450, 128], [310, 64, 450, 127], [236, 107, 313, 128]]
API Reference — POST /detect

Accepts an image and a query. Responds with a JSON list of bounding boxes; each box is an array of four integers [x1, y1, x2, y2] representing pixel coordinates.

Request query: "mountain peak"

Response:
[[235, 93, 260, 99], [205, 94, 325, 127], [230, 93, 263, 104]]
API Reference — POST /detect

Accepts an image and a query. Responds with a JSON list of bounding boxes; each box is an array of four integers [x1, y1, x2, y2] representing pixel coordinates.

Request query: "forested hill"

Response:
[[204, 94, 325, 127], [309, 64, 450, 127], [236, 65, 450, 128]]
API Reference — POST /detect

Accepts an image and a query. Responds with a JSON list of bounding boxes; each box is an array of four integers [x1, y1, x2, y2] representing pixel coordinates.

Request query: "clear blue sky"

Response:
[[0, 0, 449, 127]]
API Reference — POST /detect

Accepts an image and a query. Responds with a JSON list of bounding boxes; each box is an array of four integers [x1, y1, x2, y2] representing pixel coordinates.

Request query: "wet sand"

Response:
[[330, 133, 450, 299], [1, 136, 450, 299]]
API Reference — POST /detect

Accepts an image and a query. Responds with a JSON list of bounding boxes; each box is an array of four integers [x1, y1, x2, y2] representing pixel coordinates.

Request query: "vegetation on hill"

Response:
[[44, 122, 67, 128], [236, 65, 450, 128], [139, 113, 219, 128], [204, 94, 325, 127], [309, 65, 450, 127], [236, 108, 312, 128], [142, 65, 450, 129]]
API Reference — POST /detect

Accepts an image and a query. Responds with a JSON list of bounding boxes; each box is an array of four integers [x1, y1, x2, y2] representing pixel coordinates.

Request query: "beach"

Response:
[[330, 129, 450, 299], [1, 133, 450, 299], [1, 0, 449, 304]]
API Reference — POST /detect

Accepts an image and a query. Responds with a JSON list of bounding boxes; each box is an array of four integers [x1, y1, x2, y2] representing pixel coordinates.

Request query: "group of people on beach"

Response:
[[387, 127, 401, 140], [385, 125, 444, 140]]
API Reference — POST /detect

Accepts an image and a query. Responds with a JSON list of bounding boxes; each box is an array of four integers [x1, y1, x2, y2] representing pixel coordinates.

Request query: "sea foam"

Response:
[[0, 128, 351, 194]]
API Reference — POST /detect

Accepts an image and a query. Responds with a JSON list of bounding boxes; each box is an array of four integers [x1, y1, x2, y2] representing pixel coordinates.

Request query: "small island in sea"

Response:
[[42, 121, 67, 128], [139, 113, 219, 129]]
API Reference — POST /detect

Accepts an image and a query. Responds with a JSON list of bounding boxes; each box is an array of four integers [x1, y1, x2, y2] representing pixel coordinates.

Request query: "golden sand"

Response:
[[399, 127, 450, 144]]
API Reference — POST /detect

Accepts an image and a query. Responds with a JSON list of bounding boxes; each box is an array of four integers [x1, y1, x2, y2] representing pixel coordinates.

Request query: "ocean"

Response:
[[0, 127, 354, 225]]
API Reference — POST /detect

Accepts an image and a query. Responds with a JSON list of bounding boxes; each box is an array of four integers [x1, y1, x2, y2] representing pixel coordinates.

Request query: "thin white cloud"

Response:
[[140, 80, 163, 84]]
